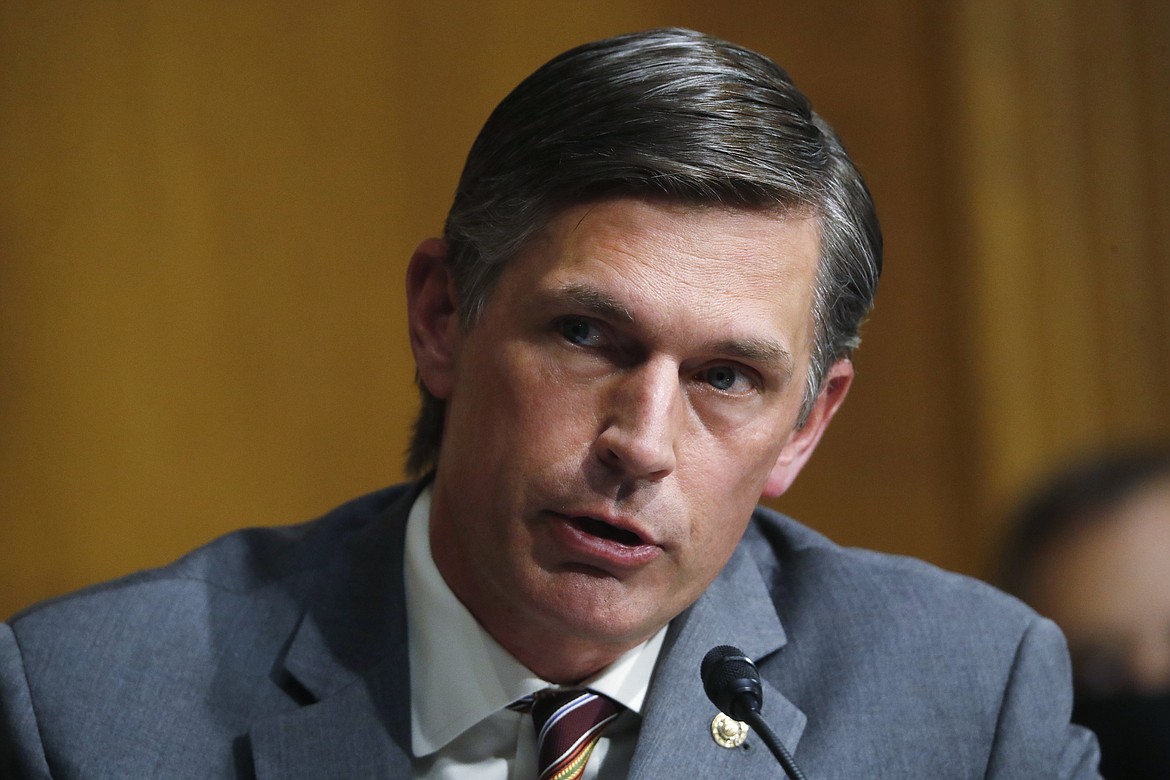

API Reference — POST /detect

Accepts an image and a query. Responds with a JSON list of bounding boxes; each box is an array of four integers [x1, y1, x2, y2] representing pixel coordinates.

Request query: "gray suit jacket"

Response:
[[1, 483, 1099, 778]]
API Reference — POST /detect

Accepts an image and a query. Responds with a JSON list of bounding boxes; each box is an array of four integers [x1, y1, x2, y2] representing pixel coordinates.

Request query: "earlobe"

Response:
[[761, 359, 854, 498], [406, 238, 459, 400]]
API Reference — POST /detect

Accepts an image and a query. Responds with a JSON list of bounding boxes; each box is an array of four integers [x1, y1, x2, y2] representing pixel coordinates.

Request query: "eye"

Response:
[[700, 365, 754, 394], [557, 317, 603, 347]]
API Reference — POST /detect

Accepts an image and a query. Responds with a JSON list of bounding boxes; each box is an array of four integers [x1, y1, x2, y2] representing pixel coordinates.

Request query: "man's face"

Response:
[[409, 197, 850, 681]]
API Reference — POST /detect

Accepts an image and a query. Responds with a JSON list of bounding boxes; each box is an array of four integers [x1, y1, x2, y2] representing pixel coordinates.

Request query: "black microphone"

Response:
[[701, 645, 808, 780]]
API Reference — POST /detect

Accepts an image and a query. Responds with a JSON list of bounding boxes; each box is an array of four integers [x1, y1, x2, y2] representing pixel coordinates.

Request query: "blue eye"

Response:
[[558, 317, 601, 347], [704, 366, 739, 391]]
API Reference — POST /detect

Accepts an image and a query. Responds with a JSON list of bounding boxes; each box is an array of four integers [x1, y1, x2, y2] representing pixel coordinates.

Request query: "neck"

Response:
[[490, 624, 635, 685]]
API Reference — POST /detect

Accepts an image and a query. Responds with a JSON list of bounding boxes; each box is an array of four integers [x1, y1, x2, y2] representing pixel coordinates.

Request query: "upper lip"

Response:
[[554, 508, 658, 547]]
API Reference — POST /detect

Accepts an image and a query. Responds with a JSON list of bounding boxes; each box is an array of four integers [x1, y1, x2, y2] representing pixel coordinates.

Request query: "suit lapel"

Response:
[[629, 529, 806, 778], [249, 668, 411, 778], [249, 485, 421, 778]]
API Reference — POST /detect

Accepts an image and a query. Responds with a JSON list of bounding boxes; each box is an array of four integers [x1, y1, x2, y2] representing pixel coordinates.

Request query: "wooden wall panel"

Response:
[[3, 1, 1166, 618], [954, 0, 1170, 566]]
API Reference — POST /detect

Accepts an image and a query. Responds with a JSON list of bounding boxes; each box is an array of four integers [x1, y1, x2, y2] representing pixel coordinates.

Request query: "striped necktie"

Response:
[[525, 689, 622, 780]]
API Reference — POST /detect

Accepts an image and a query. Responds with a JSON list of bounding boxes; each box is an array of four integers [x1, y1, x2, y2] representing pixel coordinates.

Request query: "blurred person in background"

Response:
[[1001, 444, 1170, 779]]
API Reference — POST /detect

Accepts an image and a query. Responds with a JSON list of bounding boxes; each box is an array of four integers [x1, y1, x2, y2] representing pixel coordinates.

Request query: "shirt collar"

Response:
[[405, 486, 666, 757]]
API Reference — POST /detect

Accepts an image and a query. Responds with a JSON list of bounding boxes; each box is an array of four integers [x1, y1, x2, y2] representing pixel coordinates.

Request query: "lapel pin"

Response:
[[710, 712, 749, 748]]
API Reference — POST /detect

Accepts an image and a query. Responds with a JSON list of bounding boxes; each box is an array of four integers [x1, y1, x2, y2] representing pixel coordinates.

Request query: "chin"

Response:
[[531, 585, 667, 646]]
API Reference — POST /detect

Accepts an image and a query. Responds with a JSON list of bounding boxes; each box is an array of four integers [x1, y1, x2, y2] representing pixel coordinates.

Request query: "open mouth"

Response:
[[568, 516, 645, 547]]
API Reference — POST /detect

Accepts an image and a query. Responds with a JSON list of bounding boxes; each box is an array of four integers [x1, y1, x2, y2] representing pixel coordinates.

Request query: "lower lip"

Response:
[[546, 513, 662, 571]]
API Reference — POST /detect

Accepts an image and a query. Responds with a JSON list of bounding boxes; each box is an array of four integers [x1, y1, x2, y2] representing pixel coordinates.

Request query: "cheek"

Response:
[[675, 507, 752, 599], [459, 347, 595, 454], [675, 450, 755, 523], [683, 425, 786, 496], [672, 436, 782, 555]]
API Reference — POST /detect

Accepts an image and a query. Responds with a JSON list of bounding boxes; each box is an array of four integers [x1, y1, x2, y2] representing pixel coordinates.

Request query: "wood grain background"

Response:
[[3, 0, 1167, 618]]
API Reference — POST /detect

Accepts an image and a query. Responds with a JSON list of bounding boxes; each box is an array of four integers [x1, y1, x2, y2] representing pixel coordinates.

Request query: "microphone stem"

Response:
[[742, 709, 807, 780]]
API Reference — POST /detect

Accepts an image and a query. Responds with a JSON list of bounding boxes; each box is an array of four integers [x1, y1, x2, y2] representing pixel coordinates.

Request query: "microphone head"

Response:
[[701, 644, 763, 721]]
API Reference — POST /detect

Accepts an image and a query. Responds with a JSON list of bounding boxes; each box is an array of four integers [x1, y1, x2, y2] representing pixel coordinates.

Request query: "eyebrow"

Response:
[[709, 338, 794, 375], [556, 282, 636, 323], [551, 282, 795, 375]]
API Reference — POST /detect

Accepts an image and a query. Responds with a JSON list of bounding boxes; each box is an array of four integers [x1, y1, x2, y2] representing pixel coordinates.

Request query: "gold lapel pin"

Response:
[[710, 712, 750, 748]]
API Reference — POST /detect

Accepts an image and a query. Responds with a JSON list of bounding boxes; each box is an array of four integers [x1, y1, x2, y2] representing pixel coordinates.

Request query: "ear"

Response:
[[406, 238, 460, 400], [761, 358, 854, 498]]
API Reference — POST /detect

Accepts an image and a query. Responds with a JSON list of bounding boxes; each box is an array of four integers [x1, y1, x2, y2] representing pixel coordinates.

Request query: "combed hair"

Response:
[[407, 27, 882, 476]]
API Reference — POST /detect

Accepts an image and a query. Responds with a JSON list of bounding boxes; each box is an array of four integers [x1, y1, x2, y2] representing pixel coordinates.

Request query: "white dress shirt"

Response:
[[404, 487, 667, 779]]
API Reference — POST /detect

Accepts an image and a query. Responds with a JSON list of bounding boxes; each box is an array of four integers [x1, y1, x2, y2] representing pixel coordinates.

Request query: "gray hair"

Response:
[[407, 27, 882, 476]]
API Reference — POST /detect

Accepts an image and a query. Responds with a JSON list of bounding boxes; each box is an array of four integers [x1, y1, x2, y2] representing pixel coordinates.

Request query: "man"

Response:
[[1001, 445, 1170, 778], [2, 28, 1098, 778]]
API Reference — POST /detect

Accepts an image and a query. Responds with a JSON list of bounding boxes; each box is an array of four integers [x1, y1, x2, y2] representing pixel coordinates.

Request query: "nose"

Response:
[[594, 360, 681, 482]]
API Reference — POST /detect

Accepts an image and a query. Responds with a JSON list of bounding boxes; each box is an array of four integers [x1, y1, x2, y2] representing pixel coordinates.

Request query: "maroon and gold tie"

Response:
[[521, 689, 622, 780]]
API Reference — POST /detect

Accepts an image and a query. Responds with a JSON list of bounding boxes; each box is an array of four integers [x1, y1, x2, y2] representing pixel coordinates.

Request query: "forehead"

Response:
[[502, 197, 822, 310]]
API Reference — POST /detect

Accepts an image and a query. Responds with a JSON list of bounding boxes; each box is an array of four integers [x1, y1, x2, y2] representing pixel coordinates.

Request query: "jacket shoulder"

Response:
[[8, 484, 412, 626], [1, 483, 416, 778], [745, 504, 1036, 630], [741, 506, 1099, 778]]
